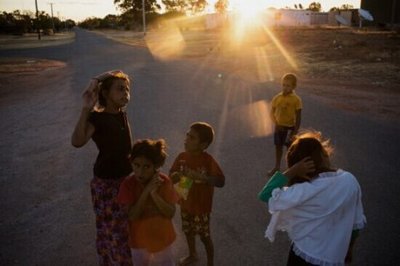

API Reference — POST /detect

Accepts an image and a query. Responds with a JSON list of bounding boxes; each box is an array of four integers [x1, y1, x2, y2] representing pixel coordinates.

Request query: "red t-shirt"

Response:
[[117, 173, 178, 252], [169, 152, 225, 215]]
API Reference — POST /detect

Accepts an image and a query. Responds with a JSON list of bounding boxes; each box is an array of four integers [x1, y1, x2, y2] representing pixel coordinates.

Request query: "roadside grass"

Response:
[[0, 32, 75, 50]]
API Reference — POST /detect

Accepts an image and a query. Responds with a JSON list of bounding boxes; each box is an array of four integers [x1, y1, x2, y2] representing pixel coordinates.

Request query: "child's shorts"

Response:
[[181, 211, 210, 238], [274, 125, 295, 147]]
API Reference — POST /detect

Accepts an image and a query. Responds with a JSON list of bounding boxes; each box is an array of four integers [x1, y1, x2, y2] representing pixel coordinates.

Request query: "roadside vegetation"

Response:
[[0, 10, 75, 35]]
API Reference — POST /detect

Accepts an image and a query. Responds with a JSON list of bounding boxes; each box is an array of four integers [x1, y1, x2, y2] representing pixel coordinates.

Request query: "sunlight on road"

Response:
[[145, 24, 185, 60], [213, 74, 273, 159]]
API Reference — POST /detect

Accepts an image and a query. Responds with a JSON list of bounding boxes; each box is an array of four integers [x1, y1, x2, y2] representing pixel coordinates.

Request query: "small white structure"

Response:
[[271, 10, 328, 26]]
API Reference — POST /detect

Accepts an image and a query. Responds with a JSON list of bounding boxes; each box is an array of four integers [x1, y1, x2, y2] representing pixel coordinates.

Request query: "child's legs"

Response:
[[151, 245, 175, 266], [90, 177, 132, 266], [131, 248, 150, 266], [274, 145, 284, 169], [200, 235, 214, 266], [273, 126, 291, 169], [197, 214, 213, 266], [286, 245, 317, 266], [181, 211, 197, 257]]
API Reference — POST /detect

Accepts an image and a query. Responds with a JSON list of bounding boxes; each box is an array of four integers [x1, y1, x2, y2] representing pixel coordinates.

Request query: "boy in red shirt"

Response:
[[170, 122, 225, 266], [118, 139, 178, 266]]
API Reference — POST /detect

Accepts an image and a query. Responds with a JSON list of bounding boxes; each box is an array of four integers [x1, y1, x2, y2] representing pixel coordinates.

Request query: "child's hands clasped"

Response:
[[145, 172, 163, 196]]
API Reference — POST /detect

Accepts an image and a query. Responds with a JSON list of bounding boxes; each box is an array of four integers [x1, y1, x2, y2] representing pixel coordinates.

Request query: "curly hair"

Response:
[[130, 139, 167, 168]]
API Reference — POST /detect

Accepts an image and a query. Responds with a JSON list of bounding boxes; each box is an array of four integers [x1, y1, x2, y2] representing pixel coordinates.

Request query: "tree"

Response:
[[187, 0, 207, 14], [114, 0, 161, 13], [215, 0, 228, 13], [299, 3, 303, 9], [100, 14, 120, 28], [329, 4, 354, 12], [308, 2, 321, 12], [340, 4, 354, 10], [0, 10, 35, 34], [162, 0, 187, 12]]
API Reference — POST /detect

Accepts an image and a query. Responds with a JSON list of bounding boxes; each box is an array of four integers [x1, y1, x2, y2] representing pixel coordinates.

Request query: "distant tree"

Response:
[[215, 0, 228, 14], [162, 0, 187, 12], [329, 4, 354, 12], [114, 0, 161, 13], [37, 11, 54, 31], [294, 4, 298, 9], [187, 0, 207, 14], [119, 9, 143, 30], [100, 14, 120, 28], [79, 17, 102, 30], [340, 4, 354, 10], [307, 2, 321, 12], [299, 3, 303, 9], [0, 10, 35, 34], [65, 19, 76, 30]]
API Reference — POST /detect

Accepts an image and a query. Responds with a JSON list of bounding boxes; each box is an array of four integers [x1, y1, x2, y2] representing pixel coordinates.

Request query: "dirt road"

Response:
[[1, 28, 400, 265]]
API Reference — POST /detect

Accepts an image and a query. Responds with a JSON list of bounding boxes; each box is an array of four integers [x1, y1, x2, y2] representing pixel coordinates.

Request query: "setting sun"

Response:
[[231, 0, 266, 20]]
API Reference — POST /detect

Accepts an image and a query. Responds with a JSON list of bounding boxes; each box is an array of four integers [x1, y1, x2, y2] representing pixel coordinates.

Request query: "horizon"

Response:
[[1, 0, 361, 22]]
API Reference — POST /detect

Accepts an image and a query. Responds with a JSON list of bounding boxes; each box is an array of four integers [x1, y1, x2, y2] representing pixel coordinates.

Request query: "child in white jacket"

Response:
[[259, 130, 366, 266]]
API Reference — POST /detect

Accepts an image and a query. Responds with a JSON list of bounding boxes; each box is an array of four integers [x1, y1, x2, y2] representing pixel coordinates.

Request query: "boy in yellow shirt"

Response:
[[268, 73, 302, 176]]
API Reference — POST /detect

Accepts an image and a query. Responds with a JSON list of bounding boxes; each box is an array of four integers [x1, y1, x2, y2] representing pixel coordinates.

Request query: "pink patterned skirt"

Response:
[[90, 176, 132, 266]]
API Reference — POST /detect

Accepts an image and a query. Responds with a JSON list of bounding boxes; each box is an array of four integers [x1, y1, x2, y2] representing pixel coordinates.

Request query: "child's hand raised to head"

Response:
[[283, 157, 315, 180], [82, 79, 99, 110]]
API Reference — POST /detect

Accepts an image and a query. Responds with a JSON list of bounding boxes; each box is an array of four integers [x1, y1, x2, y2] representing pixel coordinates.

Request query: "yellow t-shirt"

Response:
[[271, 92, 302, 127]]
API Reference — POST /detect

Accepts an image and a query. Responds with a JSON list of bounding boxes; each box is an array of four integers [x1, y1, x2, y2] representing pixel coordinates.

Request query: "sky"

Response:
[[1, 0, 361, 22]]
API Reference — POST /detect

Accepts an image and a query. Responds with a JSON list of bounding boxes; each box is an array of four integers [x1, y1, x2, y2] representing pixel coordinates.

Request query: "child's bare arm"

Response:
[[127, 179, 157, 220], [150, 190, 176, 218], [71, 80, 98, 147], [270, 106, 277, 124], [283, 157, 314, 180]]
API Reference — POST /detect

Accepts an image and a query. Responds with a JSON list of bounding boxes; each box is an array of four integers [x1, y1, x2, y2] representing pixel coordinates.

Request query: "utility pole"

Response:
[[142, 0, 146, 36], [35, 0, 41, 40], [392, 0, 397, 29], [49, 2, 55, 34]]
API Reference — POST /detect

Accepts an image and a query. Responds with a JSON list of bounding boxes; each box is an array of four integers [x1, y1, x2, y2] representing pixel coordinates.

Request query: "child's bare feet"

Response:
[[179, 254, 198, 265]]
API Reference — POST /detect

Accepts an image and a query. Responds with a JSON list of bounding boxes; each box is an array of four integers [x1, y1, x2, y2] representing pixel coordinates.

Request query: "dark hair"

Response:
[[97, 75, 130, 108], [190, 122, 214, 148], [286, 130, 333, 185], [130, 139, 167, 168], [282, 73, 297, 87]]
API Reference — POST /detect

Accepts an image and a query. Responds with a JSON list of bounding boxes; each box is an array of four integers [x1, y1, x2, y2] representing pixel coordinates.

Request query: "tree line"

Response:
[[0, 10, 75, 35], [1, 1, 355, 34], [79, 1, 355, 30]]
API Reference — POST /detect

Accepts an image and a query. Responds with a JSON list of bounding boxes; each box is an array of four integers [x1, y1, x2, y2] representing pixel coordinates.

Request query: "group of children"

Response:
[[72, 70, 224, 266], [72, 70, 365, 266]]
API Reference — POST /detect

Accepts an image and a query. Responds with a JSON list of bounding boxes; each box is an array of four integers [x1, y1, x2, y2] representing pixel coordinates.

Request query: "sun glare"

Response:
[[232, 1, 264, 22]]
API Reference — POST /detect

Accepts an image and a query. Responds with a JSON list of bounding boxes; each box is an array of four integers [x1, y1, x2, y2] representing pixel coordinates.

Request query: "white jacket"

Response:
[[266, 169, 366, 266]]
